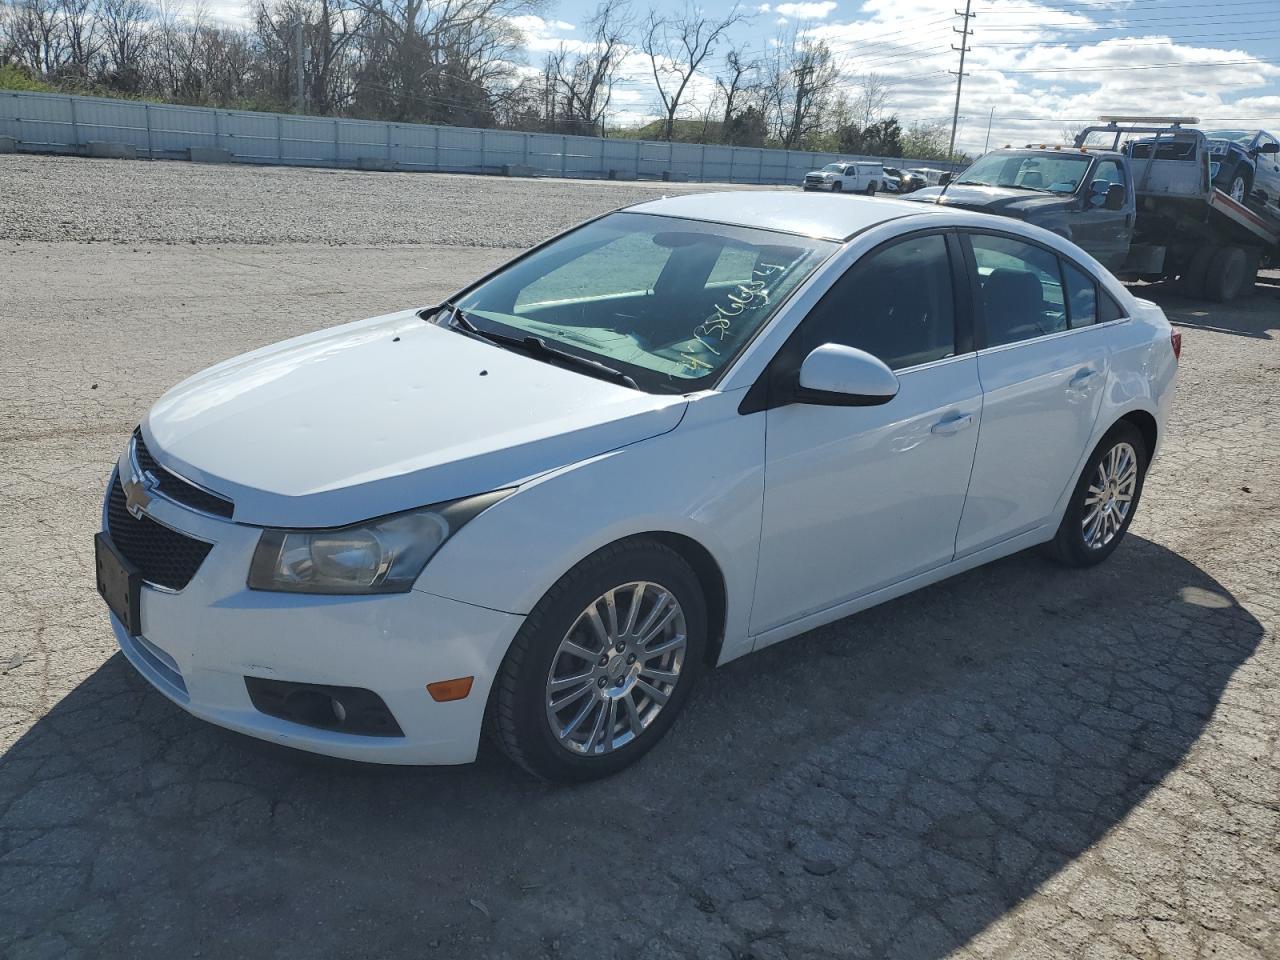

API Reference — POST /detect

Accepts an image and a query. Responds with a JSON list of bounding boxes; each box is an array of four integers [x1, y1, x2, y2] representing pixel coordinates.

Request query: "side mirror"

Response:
[[939, 172, 953, 186], [797, 344, 899, 406], [1104, 182, 1126, 210]]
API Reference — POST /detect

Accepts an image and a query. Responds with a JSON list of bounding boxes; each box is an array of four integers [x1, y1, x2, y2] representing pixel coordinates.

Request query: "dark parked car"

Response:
[[1201, 129, 1280, 216], [883, 166, 926, 193]]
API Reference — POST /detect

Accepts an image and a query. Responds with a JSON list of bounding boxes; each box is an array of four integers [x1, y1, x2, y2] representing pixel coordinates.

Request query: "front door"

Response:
[[1068, 158, 1131, 271], [751, 231, 983, 635], [954, 231, 1111, 556]]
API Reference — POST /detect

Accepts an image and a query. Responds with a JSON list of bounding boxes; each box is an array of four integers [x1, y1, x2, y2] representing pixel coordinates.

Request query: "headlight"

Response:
[[248, 490, 512, 594], [1210, 161, 1221, 179]]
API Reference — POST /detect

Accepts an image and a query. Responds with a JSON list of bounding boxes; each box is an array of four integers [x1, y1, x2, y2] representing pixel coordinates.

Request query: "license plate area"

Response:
[[95, 532, 142, 636]]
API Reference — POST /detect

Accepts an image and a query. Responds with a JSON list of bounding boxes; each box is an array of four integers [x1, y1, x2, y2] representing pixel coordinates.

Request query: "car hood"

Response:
[[908, 184, 1074, 216], [143, 310, 688, 527]]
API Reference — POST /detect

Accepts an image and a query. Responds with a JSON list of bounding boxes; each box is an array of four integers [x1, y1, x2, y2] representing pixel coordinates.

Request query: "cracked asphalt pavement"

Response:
[[1, 155, 1278, 960]]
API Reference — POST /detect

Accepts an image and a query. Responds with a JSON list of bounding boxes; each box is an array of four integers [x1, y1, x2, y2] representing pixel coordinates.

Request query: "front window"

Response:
[[449, 212, 835, 394], [821, 163, 844, 173], [955, 152, 1092, 194]]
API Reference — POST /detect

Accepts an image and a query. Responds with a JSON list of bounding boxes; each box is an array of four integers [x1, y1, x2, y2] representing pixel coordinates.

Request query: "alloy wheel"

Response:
[[1230, 176, 1247, 202], [1082, 441, 1138, 549], [545, 581, 687, 756]]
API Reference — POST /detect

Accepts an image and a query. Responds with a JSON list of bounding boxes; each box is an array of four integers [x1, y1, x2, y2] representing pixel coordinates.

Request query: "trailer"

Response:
[[1076, 117, 1280, 301]]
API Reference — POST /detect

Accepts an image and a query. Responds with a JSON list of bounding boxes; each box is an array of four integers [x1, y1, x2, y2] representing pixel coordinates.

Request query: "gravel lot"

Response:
[[1, 154, 1278, 960]]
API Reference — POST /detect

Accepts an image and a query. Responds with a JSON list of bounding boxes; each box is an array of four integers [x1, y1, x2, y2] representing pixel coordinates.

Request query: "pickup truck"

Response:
[[904, 146, 1134, 271], [906, 118, 1280, 301]]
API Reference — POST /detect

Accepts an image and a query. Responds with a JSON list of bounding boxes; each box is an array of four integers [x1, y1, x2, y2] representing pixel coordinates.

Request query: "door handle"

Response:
[[931, 413, 974, 436], [1069, 367, 1101, 388]]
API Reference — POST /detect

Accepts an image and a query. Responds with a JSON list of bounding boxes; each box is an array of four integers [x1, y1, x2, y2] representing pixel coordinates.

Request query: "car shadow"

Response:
[[0, 535, 1262, 959], [1127, 274, 1280, 340]]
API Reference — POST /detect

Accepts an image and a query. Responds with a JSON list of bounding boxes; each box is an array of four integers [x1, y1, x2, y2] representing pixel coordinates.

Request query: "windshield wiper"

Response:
[[953, 179, 989, 186], [442, 302, 639, 390]]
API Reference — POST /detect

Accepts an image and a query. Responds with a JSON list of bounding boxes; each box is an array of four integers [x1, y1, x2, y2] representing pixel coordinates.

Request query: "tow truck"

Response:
[[1077, 116, 1280, 302]]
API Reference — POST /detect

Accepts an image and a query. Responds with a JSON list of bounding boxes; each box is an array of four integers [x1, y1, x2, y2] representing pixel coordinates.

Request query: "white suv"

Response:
[[803, 161, 883, 194]]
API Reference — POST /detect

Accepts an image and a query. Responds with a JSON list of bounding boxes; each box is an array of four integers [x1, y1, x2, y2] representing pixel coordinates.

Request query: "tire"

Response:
[[1204, 245, 1248, 303], [1175, 245, 1216, 299], [1044, 422, 1148, 568], [490, 538, 708, 782], [865, 181, 877, 195], [831, 181, 842, 193], [1227, 168, 1251, 204]]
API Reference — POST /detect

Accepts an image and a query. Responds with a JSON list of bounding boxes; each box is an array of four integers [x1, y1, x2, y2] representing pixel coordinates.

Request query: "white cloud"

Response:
[[509, 15, 581, 53], [774, 1, 838, 18]]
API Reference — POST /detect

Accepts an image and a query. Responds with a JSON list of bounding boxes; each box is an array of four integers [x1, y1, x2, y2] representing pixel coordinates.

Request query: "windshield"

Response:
[[448, 212, 834, 394], [955, 152, 1091, 193], [821, 163, 844, 172], [1202, 130, 1255, 145], [883, 167, 902, 177]]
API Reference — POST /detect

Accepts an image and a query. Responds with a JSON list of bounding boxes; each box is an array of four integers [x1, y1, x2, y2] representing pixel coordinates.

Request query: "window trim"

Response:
[[958, 228, 1129, 352], [738, 227, 973, 414]]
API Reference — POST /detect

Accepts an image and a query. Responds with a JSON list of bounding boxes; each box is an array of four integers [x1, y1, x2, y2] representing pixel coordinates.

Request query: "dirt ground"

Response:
[[1, 155, 1278, 959]]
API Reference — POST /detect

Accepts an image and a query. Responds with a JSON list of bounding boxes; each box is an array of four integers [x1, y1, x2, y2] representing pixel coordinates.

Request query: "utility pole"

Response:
[[293, 20, 305, 113], [948, 0, 974, 161]]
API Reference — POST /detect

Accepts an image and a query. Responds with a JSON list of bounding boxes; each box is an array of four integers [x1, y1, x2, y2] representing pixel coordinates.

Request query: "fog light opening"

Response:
[[284, 688, 342, 729]]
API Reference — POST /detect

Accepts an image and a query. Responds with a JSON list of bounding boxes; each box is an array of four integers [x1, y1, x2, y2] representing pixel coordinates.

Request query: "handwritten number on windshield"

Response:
[[680, 262, 785, 374]]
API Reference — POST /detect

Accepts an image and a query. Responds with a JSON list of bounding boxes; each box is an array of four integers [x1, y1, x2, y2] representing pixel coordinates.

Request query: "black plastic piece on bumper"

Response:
[[244, 678, 405, 737]]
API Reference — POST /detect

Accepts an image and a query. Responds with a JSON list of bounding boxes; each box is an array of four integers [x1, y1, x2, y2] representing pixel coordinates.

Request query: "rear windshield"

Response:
[[450, 212, 835, 393]]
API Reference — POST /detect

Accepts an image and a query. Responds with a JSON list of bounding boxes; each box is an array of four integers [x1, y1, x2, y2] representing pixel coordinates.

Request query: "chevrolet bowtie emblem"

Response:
[[123, 472, 156, 519]]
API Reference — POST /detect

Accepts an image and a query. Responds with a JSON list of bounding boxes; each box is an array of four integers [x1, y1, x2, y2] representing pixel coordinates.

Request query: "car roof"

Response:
[[624, 191, 948, 242]]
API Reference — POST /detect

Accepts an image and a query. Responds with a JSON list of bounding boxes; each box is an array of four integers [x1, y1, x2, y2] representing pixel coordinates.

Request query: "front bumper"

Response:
[[803, 180, 835, 191], [102, 469, 524, 765]]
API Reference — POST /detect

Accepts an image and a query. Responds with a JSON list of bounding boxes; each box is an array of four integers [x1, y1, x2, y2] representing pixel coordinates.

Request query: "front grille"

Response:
[[133, 430, 234, 519], [107, 477, 213, 590]]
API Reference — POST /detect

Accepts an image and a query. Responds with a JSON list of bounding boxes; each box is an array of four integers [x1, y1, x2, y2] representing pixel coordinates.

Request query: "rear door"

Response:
[[954, 231, 1112, 556]]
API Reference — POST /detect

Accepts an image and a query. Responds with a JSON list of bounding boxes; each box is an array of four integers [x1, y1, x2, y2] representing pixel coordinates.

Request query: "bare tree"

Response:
[[6, 0, 68, 74], [642, 0, 744, 141], [851, 71, 890, 129], [98, 0, 152, 89], [764, 29, 837, 150], [715, 42, 757, 144], [544, 0, 631, 136]]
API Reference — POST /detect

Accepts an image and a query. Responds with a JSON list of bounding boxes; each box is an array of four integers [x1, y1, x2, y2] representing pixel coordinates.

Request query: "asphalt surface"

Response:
[[1, 155, 1278, 960]]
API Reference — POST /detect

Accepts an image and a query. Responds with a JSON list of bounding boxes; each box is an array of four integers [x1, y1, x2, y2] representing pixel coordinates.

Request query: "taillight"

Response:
[[1170, 330, 1182, 361]]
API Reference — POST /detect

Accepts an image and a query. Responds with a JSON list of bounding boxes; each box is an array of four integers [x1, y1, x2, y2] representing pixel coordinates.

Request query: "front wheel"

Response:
[[831, 181, 842, 193], [490, 539, 707, 781], [1044, 423, 1148, 567]]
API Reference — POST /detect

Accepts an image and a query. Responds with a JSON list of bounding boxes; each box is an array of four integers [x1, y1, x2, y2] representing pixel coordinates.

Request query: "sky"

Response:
[[206, 0, 1280, 154]]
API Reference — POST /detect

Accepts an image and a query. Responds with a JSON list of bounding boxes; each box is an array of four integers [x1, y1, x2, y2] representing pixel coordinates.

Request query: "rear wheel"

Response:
[[1204, 245, 1250, 302], [1176, 245, 1217, 299], [865, 180, 877, 195], [1045, 422, 1147, 568], [491, 539, 707, 781]]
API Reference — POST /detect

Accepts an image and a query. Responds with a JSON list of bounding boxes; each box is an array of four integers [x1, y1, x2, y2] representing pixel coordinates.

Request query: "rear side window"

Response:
[[969, 234, 1067, 347], [801, 233, 956, 370], [1100, 291, 1127, 322], [1063, 261, 1098, 327]]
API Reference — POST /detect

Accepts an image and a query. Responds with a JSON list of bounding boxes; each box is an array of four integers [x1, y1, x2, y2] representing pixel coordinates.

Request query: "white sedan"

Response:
[[95, 193, 1179, 781]]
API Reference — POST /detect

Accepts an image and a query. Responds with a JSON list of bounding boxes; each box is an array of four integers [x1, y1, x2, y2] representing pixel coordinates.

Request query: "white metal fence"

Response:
[[0, 90, 963, 184]]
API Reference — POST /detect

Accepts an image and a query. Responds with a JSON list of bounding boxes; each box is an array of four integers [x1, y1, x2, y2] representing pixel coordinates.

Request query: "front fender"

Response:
[[412, 389, 766, 666]]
